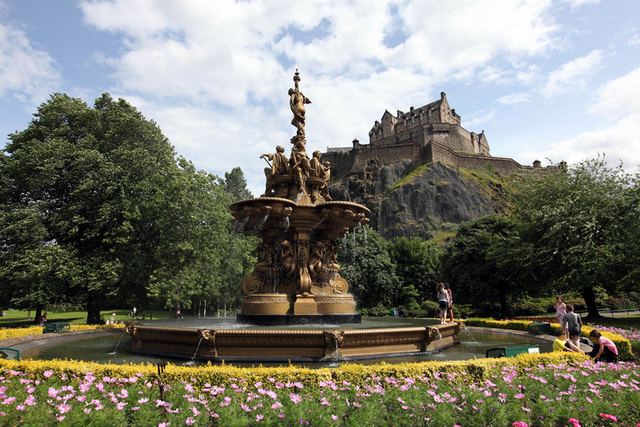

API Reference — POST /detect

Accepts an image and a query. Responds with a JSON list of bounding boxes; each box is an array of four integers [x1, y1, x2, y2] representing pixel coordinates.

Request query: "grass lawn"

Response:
[[0, 308, 171, 328]]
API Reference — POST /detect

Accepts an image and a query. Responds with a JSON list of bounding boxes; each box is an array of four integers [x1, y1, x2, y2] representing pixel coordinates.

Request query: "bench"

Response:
[[44, 322, 70, 333]]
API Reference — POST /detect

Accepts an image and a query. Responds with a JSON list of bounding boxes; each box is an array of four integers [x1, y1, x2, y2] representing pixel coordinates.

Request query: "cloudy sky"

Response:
[[1, 0, 639, 195]]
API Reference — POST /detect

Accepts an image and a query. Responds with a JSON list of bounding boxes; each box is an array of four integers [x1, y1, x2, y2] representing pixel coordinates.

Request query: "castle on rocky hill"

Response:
[[322, 92, 542, 178]]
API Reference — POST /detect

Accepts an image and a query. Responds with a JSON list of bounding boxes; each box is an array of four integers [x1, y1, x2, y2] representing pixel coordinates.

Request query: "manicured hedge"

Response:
[[0, 352, 588, 387], [464, 318, 634, 360]]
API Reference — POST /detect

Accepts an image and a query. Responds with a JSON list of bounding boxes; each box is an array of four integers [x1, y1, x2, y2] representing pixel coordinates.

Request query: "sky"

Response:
[[1, 0, 639, 196]]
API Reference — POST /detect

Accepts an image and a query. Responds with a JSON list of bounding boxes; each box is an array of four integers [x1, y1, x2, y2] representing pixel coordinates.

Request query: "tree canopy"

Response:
[[0, 93, 255, 322], [509, 157, 639, 317]]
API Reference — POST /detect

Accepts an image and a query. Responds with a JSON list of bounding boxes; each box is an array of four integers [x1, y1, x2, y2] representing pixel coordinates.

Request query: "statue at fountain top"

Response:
[[289, 68, 311, 138], [260, 145, 288, 196]]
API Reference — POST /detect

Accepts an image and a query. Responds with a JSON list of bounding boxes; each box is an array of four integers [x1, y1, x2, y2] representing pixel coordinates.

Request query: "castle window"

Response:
[[411, 116, 415, 124], [385, 125, 390, 134]]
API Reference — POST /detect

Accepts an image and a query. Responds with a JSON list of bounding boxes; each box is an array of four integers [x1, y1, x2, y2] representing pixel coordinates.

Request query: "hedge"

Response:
[[0, 352, 589, 387], [464, 318, 634, 360]]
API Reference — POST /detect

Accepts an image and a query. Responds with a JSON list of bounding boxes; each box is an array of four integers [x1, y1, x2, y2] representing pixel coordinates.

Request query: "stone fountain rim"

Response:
[[229, 197, 371, 214]]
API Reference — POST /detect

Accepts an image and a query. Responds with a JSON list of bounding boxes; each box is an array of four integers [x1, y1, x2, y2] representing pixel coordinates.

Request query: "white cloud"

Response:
[[78, 0, 562, 194], [496, 93, 532, 105], [0, 19, 61, 106], [525, 66, 640, 172], [542, 49, 605, 97], [563, 0, 600, 8], [464, 109, 497, 128]]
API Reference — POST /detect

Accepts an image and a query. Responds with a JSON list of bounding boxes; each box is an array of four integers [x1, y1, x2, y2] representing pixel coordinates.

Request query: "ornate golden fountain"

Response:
[[231, 69, 368, 324], [126, 71, 462, 362]]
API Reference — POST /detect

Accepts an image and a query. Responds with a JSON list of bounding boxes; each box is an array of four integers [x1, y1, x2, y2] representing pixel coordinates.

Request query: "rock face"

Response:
[[328, 160, 510, 240]]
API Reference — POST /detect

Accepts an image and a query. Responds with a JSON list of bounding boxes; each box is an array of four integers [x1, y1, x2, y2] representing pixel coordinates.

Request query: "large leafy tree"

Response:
[[388, 237, 441, 309], [336, 225, 401, 309], [145, 159, 256, 316], [510, 157, 639, 317], [0, 93, 185, 323], [440, 214, 522, 318]]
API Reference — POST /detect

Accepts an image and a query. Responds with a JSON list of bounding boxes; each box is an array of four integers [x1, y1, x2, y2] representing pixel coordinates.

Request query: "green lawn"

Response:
[[0, 308, 170, 328]]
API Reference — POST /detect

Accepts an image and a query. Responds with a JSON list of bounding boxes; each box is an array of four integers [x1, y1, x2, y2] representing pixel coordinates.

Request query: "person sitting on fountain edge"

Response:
[[553, 329, 583, 354]]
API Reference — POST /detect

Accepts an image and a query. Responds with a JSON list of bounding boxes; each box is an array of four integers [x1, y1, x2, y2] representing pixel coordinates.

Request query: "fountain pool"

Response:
[[19, 319, 553, 366]]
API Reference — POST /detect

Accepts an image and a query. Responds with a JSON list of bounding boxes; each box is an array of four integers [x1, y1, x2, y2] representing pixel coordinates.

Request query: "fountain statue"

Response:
[[231, 69, 369, 325], [125, 71, 463, 362]]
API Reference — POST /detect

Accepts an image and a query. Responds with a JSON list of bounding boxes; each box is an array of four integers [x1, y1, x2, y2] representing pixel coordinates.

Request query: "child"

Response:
[[588, 330, 618, 363], [553, 329, 583, 353], [554, 296, 566, 326], [562, 304, 582, 347]]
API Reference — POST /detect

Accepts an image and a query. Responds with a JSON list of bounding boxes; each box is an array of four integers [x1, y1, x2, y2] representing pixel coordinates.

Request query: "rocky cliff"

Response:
[[328, 160, 512, 240]]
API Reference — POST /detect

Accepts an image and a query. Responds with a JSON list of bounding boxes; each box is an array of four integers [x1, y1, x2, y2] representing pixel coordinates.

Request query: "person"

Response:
[[107, 313, 116, 325], [588, 330, 618, 363], [553, 329, 583, 353], [176, 310, 183, 319], [554, 296, 567, 328], [38, 312, 48, 326], [130, 306, 137, 318], [437, 283, 450, 325], [444, 283, 454, 323], [562, 304, 582, 347]]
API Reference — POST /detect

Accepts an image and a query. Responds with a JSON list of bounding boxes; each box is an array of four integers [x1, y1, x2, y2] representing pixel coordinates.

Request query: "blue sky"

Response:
[[1, 0, 639, 196]]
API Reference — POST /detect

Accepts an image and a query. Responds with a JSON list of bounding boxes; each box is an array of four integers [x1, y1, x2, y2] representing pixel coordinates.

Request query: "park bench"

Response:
[[44, 322, 70, 333], [486, 344, 539, 358]]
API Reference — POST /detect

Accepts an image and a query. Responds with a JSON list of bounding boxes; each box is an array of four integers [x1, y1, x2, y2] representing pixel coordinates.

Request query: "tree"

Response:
[[440, 214, 522, 318], [0, 93, 182, 323], [224, 167, 252, 201], [144, 159, 257, 315], [336, 225, 401, 309], [388, 237, 441, 309], [510, 157, 640, 317]]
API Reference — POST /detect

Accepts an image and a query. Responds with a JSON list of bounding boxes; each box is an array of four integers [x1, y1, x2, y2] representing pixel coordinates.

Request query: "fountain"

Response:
[[126, 70, 463, 362]]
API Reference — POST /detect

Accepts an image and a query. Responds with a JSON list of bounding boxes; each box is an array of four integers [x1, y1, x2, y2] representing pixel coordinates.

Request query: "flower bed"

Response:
[[464, 318, 634, 361], [0, 356, 638, 426]]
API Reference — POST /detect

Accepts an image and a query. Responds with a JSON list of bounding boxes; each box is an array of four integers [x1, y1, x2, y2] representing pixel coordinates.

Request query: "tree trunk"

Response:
[[583, 286, 601, 318], [34, 305, 43, 324], [499, 291, 509, 319], [86, 296, 102, 324]]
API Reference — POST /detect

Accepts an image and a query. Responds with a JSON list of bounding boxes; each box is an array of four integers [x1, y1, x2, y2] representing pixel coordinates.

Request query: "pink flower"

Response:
[[512, 422, 529, 427], [289, 393, 302, 404], [600, 414, 618, 421], [185, 418, 196, 426], [43, 370, 54, 378], [255, 414, 264, 422], [331, 415, 339, 420], [569, 418, 581, 427], [57, 415, 66, 421]]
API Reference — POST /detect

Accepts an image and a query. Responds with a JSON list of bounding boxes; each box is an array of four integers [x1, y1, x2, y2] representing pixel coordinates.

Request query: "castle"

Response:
[[322, 92, 541, 178]]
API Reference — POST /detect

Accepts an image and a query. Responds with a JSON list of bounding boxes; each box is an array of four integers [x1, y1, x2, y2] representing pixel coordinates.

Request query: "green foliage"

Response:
[[223, 166, 253, 201], [440, 214, 521, 318], [388, 237, 441, 306], [510, 157, 640, 317], [389, 163, 428, 191], [0, 93, 255, 321], [336, 225, 401, 309]]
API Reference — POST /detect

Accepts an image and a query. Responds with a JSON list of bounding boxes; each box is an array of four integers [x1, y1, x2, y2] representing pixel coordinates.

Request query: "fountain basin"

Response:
[[126, 322, 462, 362]]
